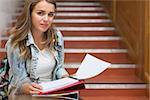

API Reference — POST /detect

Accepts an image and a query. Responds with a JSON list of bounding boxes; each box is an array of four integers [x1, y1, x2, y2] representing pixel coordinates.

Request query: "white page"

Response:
[[73, 54, 111, 80], [39, 77, 78, 93]]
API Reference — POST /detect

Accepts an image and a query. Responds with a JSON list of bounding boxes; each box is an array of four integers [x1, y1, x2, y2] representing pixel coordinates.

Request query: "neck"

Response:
[[31, 30, 44, 50]]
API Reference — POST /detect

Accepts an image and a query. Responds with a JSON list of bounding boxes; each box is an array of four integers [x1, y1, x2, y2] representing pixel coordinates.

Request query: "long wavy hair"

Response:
[[10, 0, 56, 60]]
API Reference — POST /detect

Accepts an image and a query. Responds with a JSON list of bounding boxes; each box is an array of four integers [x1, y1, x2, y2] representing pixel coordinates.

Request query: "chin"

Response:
[[40, 28, 49, 33]]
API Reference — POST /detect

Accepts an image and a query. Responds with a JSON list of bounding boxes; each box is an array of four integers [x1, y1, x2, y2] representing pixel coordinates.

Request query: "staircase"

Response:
[[0, 0, 148, 100]]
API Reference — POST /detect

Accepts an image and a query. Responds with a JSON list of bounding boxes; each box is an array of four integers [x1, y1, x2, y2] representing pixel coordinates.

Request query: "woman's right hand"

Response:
[[22, 83, 43, 94]]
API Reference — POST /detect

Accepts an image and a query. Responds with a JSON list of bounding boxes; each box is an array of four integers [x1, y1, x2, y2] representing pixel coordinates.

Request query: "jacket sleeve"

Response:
[[55, 30, 69, 79], [6, 38, 31, 94]]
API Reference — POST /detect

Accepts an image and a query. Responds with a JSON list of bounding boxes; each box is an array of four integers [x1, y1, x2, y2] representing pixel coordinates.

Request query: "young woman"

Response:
[[6, 0, 69, 95]]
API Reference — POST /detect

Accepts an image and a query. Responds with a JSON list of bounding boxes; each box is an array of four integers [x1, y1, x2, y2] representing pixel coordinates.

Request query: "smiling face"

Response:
[[31, 0, 55, 34]]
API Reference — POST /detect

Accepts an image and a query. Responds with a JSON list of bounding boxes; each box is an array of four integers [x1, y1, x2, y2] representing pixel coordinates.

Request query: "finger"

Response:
[[29, 90, 41, 94], [31, 83, 43, 90], [29, 85, 42, 92]]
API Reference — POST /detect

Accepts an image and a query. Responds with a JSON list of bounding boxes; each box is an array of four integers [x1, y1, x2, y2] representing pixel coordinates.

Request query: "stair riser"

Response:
[[80, 89, 147, 96], [64, 41, 123, 49], [1, 40, 122, 49], [17, 9, 106, 13], [57, 7, 106, 13], [62, 31, 117, 36], [12, 16, 109, 20], [57, 5, 102, 7], [56, 11, 106, 13], [6, 30, 116, 36], [66, 68, 135, 76], [57, 0, 101, 2], [64, 53, 132, 64], [0, 52, 132, 63], [55, 16, 109, 19], [12, 22, 113, 27], [55, 23, 112, 27], [81, 96, 148, 100]]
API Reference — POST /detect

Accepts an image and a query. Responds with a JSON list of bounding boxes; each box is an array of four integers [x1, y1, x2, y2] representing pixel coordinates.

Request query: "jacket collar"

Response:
[[26, 31, 35, 46]]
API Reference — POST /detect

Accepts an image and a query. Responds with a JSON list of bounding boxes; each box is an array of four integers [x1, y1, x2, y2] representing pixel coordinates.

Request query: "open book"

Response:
[[36, 54, 111, 95]]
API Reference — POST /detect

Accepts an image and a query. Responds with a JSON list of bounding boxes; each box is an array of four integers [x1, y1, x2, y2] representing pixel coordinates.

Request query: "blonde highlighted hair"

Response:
[[10, 0, 56, 60]]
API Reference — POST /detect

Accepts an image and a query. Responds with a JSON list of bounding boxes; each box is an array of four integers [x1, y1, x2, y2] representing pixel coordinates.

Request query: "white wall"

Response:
[[0, 0, 22, 36]]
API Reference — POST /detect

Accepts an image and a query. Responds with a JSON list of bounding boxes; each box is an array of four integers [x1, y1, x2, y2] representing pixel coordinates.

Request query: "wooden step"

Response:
[[62, 31, 118, 36], [66, 68, 143, 83], [57, 0, 102, 1], [56, 7, 106, 12], [12, 19, 113, 27], [55, 16, 109, 19], [64, 40, 124, 49], [0, 36, 122, 48], [12, 14, 110, 20], [57, 5, 102, 8], [80, 84, 147, 96], [56, 12, 109, 17], [55, 23, 113, 27], [56, 2, 101, 7], [64, 52, 133, 64], [17, 7, 106, 13], [54, 19, 112, 23], [6, 29, 117, 36], [0, 50, 131, 63], [56, 10, 106, 13], [80, 86, 148, 100], [81, 96, 148, 100], [1, 40, 123, 49]]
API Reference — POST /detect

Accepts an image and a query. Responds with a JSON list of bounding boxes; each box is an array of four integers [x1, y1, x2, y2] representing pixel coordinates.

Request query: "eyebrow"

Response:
[[36, 9, 55, 13]]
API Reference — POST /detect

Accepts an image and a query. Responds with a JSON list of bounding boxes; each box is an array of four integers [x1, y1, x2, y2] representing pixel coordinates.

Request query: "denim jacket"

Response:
[[6, 29, 68, 94]]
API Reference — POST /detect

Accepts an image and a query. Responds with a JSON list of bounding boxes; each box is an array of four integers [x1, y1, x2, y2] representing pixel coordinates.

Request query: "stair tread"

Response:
[[80, 89, 147, 96], [55, 23, 113, 27], [65, 53, 133, 63], [66, 68, 143, 83], [81, 96, 149, 100]]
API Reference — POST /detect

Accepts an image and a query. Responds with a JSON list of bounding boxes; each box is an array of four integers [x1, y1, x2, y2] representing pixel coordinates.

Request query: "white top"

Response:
[[36, 49, 56, 82]]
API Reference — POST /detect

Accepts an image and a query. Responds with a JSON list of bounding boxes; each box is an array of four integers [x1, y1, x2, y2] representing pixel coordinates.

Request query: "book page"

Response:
[[73, 54, 111, 80], [39, 77, 78, 93]]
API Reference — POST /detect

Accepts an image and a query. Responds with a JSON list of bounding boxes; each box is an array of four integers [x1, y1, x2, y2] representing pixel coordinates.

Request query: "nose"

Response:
[[43, 15, 49, 22]]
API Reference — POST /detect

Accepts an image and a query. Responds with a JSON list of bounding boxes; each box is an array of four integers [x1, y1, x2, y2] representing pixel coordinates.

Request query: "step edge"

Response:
[[85, 84, 147, 89], [57, 27, 115, 31], [57, 7, 105, 11], [64, 63, 136, 68], [54, 19, 112, 23], [64, 49, 128, 53], [0, 36, 121, 41], [0, 48, 128, 53], [64, 36, 121, 41]]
